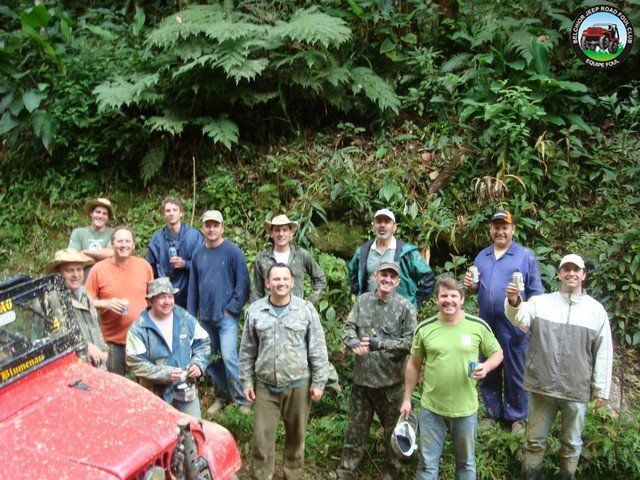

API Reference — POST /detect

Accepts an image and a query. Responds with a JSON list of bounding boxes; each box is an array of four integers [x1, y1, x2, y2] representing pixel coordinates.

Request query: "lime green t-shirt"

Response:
[[411, 313, 500, 417]]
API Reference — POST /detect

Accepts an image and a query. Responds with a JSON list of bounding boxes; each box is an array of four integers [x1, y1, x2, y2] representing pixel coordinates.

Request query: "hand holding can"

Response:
[[468, 360, 479, 378], [121, 299, 130, 316], [168, 246, 177, 258], [469, 266, 479, 283], [512, 272, 525, 292]]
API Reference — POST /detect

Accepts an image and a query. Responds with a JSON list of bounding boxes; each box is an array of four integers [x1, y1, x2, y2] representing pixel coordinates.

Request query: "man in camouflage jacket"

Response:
[[251, 214, 327, 304], [337, 260, 417, 480], [240, 263, 329, 480]]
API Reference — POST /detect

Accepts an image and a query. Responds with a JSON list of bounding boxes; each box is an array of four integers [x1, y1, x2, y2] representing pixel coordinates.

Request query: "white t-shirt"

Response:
[[149, 313, 174, 351], [273, 250, 290, 265]]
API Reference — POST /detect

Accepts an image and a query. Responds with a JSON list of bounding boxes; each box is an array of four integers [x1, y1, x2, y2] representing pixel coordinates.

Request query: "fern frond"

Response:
[[270, 8, 351, 48], [202, 21, 266, 43], [145, 114, 186, 135], [198, 116, 239, 150], [441, 54, 471, 73], [226, 58, 269, 83], [140, 145, 165, 186], [350, 67, 400, 114], [508, 30, 535, 64], [93, 74, 159, 110]]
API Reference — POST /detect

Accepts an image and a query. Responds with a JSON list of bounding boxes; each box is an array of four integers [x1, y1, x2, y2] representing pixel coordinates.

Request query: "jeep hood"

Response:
[[0, 353, 184, 479]]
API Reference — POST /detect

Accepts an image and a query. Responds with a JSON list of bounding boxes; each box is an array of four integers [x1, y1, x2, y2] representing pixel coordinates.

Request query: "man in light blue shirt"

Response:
[[464, 209, 543, 432]]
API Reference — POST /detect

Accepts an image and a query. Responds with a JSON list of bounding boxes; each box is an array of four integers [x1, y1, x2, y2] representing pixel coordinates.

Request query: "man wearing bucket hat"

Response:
[[463, 208, 544, 433], [349, 208, 435, 308], [402, 275, 503, 480], [68, 198, 115, 266], [126, 277, 211, 417], [504, 254, 612, 480], [188, 210, 250, 415], [337, 260, 416, 480], [46, 248, 108, 369], [251, 214, 327, 304]]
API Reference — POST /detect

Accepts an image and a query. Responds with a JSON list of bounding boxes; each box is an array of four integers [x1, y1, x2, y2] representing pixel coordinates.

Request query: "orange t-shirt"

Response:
[[85, 256, 153, 344]]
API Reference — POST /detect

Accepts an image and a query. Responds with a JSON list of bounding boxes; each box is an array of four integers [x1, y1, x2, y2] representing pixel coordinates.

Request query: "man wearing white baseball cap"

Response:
[[505, 253, 613, 480], [348, 208, 435, 308]]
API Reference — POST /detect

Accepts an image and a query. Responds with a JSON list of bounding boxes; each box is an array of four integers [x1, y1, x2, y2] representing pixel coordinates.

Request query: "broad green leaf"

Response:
[[84, 24, 117, 41], [23, 90, 46, 113], [345, 0, 364, 16], [60, 19, 72, 44], [380, 38, 396, 54], [401, 33, 417, 44], [32, 110, 55, 151], [508, 59, 526, 70], [530, 37, 549, 76], [565, 113, 593, 134], [0, 112, 19, 134], [9, 96, 23, 116], [546, 115, 565, 126], [555, 80, 588, 93], [20, 5, 51, 29], [133, 7, 146, 36]]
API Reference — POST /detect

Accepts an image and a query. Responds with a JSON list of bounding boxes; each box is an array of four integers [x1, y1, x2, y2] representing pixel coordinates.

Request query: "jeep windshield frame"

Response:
[[0, 275, 84, 387]]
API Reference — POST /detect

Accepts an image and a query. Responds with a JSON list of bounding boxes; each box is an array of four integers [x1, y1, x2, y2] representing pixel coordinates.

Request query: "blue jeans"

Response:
[[417, 407, 477, 480], [201, 316, 247, 406]]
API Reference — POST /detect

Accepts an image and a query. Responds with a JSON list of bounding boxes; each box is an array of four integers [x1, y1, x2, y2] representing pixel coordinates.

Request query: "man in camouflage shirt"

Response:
[[251, 214, 327, 303], [240, 263, 329, 480], [337, 260, 417, 480]]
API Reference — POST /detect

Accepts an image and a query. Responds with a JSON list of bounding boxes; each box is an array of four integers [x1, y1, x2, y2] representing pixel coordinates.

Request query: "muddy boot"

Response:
[[559, 457, 579, 480], [521, 450, 544, 480]]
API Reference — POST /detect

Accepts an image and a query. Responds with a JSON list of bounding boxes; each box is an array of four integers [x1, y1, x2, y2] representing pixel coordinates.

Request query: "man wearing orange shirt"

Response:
[[86, 226, 153, 375]]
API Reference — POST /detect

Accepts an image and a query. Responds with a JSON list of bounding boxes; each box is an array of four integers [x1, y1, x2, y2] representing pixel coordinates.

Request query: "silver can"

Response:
[[469, 266, 479, 283], [121, 299, 130, 316], [512, 272, 524, 292]]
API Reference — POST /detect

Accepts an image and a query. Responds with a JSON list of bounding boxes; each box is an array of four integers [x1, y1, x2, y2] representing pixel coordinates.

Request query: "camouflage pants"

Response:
[[336, 382, 403, 479]]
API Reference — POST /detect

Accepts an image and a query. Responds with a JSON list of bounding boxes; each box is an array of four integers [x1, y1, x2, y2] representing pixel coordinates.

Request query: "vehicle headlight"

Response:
[[142, 466, 165, 480]]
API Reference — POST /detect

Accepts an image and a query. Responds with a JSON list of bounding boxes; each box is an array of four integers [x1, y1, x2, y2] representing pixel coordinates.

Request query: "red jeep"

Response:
[[0, 275, 241, 480], [580, 23, 621, 54]]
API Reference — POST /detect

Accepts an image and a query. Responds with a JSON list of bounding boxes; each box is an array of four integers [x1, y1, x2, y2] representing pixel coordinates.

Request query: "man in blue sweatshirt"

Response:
[[188, 210, 251, 415]]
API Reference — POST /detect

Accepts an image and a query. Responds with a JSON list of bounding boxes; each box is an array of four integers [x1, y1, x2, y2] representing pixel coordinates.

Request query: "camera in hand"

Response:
[[368, 328, 385, 351]]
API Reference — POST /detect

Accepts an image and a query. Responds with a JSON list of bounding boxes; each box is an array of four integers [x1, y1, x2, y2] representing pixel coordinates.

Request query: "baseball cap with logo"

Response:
[[146, 277, 179, 298], [201, 210, 224, 224], [559, 254, 585, 270], [374, 208, 396, 223], [490, 209, 513, 224]]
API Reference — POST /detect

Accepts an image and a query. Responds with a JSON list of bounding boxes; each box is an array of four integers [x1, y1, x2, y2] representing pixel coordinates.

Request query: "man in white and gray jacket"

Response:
[[505, 253, 612, 480]]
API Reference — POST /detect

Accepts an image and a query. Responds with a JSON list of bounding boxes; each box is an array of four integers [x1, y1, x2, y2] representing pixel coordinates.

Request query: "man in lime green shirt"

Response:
[[401, 275, 503, 480]]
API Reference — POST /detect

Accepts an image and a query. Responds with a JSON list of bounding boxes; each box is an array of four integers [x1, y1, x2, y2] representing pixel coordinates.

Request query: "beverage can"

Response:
[[168, 247, 177, 258], [513, 272, 524, 292], [468, 360, 479, 378], [121, 299, 130, 316], [469, 266, 479, 283]]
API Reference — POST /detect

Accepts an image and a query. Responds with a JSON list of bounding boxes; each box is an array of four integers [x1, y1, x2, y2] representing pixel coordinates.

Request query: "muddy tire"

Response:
[[608, 42, 619, 54], [580, 37, 588, 50], [599, 36, 609, 50]]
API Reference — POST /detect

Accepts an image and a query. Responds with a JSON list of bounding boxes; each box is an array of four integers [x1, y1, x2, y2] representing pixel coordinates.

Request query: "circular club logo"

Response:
[[572, 5, 635, 68]]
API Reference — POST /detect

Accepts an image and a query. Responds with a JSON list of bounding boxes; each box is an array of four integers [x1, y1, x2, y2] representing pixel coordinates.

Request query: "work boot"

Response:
[[511, 420, 526, 434], [559, 457, 579, 480], [521, 466, 542, 480], [206, 398, 227, 416]]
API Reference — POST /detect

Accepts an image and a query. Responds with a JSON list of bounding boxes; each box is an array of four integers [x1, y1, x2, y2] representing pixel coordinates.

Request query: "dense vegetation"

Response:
[[2, 1, 640, 478]]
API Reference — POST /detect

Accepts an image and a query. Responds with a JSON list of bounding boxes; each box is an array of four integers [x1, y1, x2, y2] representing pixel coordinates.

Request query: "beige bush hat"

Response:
[[83, 198, 114, 220], [46, 248, 94, 273], [264, 214, 299, 234]]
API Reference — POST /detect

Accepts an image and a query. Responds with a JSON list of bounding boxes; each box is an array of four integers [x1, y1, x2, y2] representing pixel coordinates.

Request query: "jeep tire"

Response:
[[608, 42, 618, 54], [599, 36, 609, 50]]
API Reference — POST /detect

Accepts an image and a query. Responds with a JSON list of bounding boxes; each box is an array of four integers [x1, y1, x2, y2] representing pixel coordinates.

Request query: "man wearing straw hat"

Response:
[[251, 214, 327, 304], [126, 277, 210, 417], [69, 198, 115, 265], [46, 248, 108, 369]]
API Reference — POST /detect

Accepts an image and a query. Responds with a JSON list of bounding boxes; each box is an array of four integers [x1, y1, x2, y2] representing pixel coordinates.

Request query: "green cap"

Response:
[[376, 260, 400, 274], [146, 277, 179, 298]]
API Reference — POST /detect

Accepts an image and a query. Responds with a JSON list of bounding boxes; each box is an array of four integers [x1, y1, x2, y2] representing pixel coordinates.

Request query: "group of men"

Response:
[[45, 197, 612, 480]]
